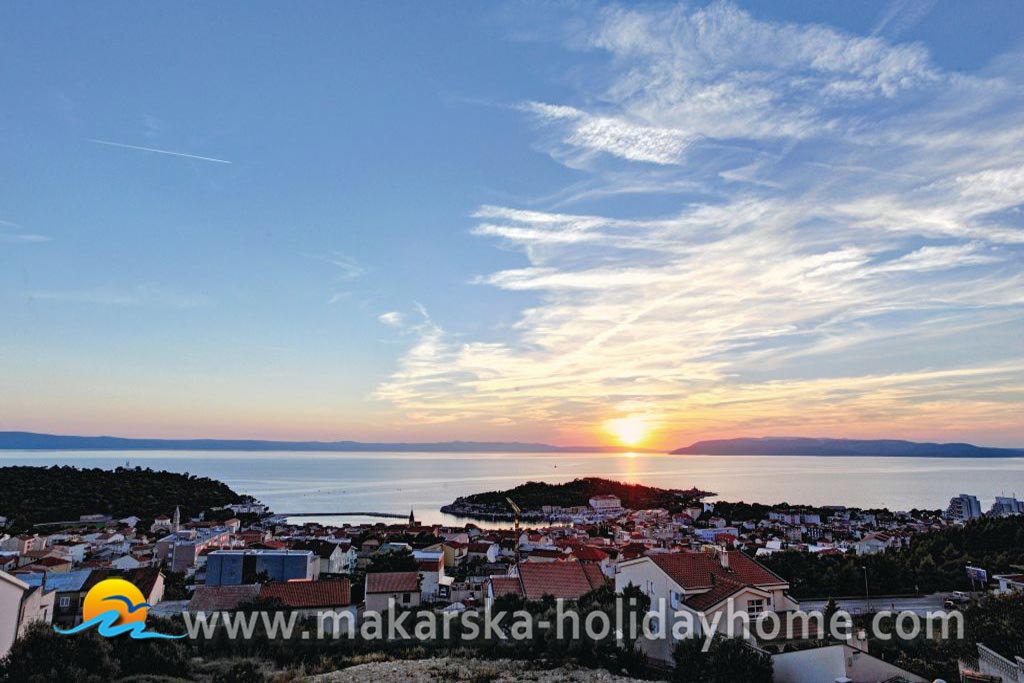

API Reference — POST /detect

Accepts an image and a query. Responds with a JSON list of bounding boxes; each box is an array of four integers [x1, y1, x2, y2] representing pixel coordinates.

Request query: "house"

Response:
[[155, 527, 234, 573], [1, 535, 41, 554], [0, 570, 54, 659], [854, 532, 893, 556], [466, 542, 499, 564], [258, 580, 356, 630], [81, 567, 165, 610], [16, 569, 93, 627], [21, 555, 73, 574], [414, 552, 453, 602], [615, 550, 798, 662], [0, 553, 17, 573], [693, 526, 739, 542], [994, 574, 1024, 594], [571, 545, 615, 577], [187, 584, 261, 612], [773, 642, 926, 683], [205, 549, 317, 586], [525, 548, 568, 563], [364, 572, 420, 613], [51, 542, 90, 564], [290, 540, 345, 575], [487, 562, 607, 601], [226, 502, 269, 516], [110, 554, 144, 571]]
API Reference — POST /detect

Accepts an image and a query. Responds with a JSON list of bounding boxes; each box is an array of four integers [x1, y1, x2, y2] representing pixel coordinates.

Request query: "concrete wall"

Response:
[[0, 572, 27, 659], [773, 644, 847, 683], [364, 591, 420, 614]]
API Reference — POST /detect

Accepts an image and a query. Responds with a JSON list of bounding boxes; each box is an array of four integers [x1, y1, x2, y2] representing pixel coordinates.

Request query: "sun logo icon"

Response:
[[82, 578, 149, 626], [56, 578, 183, 639]]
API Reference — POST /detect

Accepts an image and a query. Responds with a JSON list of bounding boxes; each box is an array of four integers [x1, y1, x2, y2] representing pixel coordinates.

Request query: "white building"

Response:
[[615, 550, 798, 662], [0, 570, 54, 659], [773, 642, 926, 683], [588, 494, 623, 512], [994, 573, 1024, 594]]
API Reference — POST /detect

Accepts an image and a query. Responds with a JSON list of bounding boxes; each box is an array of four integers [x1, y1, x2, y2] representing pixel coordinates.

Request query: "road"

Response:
[[799, 593, 954, 616]]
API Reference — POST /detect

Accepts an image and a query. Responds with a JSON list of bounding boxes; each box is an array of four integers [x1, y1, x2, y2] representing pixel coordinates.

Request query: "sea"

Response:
[[2, 450, 1023, 528]]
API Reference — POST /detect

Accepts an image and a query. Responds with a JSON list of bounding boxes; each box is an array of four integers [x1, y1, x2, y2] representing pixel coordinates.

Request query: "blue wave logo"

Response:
[[54, 578, 185, 639], [55, 608, 185, 639]]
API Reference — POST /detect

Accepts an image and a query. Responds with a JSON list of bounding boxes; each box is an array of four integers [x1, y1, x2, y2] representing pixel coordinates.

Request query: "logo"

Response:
[[54, 578, 184, 639]]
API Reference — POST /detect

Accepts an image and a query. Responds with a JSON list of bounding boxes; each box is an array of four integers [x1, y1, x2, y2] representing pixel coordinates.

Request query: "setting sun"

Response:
[[604, 415, 650, 447]]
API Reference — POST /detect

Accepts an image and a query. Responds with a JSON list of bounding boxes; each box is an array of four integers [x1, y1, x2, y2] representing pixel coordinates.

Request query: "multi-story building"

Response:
[[946, 494, 983, 522], [990, 496, 1024, 517], [205, 549, 317, 586]]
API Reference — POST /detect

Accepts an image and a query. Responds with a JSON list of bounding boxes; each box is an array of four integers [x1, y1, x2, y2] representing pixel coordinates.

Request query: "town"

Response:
[[1, 473, 1023, 683]]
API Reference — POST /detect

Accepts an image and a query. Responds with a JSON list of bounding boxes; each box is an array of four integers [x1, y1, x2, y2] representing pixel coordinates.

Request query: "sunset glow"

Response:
[[605, 416, 650, 447]]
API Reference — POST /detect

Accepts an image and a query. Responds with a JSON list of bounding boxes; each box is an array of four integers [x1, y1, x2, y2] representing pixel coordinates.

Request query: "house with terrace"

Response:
[[615, 549, 798, 662]]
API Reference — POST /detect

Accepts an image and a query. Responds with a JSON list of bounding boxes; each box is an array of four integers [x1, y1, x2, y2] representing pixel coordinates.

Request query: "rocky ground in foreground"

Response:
[[307, 658, 645, 683]]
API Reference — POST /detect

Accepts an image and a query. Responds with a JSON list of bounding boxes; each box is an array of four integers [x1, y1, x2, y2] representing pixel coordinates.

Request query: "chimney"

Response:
[[718, 550, 730, 570]]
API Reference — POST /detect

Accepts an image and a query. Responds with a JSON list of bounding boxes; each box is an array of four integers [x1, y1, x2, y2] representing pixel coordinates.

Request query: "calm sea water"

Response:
[[2, 450, 1023, 527]]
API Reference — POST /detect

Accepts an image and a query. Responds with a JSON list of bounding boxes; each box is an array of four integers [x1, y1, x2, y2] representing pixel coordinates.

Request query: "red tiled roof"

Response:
[[365, 571, 419, 594], [259, 580, 351, 608], [417, 558, 442, 572], [517, 561, 607, 600], [489, 576, 524, 598], [572, 546, 610, 562], [684, 578, 745, 611], [188, 584, 261, 611], [649, 551, 787, 591]]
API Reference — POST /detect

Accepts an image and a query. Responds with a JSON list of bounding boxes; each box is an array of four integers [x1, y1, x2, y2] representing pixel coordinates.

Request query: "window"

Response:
[[59, 596, 70, 608], [401, 592, 411, 604], [747, 599, 765, 616]]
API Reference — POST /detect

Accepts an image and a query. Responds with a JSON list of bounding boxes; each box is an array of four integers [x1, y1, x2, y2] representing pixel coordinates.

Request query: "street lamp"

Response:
[[861, 566, 871, 612]]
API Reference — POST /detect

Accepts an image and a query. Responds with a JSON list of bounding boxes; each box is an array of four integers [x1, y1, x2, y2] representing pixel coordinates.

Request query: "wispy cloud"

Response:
[[378, 311, 405, 327], [376, 2, 1024, 445], [26, 285, 212, 309], [0, 219, 50, 243], [322, 252, 366, 280], [87, 138, 232, 164]]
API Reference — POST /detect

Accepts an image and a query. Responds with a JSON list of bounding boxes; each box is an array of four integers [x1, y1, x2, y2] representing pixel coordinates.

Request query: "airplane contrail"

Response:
[[87, 138, 232, 164]]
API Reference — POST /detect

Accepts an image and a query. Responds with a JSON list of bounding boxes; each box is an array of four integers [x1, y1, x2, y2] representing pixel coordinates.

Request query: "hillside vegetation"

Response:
[[763, 516, 1024, 597], [0, 465, 241, 531], [449, 477, 709, 512]]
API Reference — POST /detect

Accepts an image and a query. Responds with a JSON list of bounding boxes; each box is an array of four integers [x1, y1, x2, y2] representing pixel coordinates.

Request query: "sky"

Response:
[[1, 1, 1022, 449]]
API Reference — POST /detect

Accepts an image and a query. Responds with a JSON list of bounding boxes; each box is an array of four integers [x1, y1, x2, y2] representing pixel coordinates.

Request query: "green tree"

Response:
[[0, 622, 119, 683], [368, 547, 418, 572], [673, 635, 773, 683]]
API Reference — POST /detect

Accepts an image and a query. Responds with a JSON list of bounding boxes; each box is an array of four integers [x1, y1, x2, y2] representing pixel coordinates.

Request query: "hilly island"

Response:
[[1, 431, 1020, 456], [671, 436, 1024, 457]]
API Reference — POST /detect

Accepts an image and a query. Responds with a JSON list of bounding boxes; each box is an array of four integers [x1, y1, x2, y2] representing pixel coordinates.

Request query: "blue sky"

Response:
[[1, 1, 1022, 447]]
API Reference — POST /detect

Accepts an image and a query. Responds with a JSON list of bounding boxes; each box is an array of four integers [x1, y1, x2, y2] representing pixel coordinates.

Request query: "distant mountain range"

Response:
[[0, 431, 655, 454], [3, 431, 1019, 457], [671, 436, 1024, 457]]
